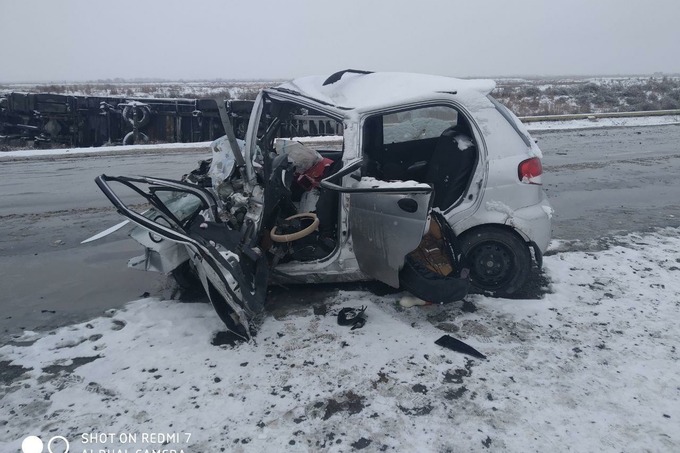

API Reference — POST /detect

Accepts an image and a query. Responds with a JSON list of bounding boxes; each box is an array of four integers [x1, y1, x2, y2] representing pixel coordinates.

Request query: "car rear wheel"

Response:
[[459, 226, 531, 296]]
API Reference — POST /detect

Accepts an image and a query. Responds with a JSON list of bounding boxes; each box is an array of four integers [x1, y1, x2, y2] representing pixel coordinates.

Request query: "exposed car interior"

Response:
[[361, 105, 478, 210], [251, 100, 479, 274], [254, 97, 345, 263]]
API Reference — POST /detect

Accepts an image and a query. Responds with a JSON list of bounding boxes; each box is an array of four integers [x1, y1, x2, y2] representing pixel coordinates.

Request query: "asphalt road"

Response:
[[536, 124, 680, 243], [0, 150, 208, 339], [1, 124, 680, 338]]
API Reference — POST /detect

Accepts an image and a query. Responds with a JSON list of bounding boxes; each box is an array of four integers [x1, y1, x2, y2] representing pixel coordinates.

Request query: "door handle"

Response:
[[398, 198, 418, 213]]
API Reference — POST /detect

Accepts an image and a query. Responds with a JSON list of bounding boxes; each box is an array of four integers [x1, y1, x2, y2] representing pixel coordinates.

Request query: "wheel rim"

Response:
[[468, 241, 515, 289]]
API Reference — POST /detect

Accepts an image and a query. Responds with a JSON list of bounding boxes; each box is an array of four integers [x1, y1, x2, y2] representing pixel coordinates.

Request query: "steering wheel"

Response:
[[270, 213, 319, 243]]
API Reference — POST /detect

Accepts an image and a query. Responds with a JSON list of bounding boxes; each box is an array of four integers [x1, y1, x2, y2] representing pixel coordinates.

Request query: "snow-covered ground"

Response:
[[0, 141, 212, 161], [525, 114, 680, 131], [2, 228, 679, 452]]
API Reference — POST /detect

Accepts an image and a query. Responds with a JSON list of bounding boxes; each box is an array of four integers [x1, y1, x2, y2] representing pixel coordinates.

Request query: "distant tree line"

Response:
[[3, 77, 680, 116], [0, 82, 265, 101]]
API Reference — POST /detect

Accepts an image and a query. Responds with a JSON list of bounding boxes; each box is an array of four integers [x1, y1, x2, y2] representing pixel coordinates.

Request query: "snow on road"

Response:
[[525, 114, 680, 131], [2, 229, 679, 452], [0, 141, 211, 161]]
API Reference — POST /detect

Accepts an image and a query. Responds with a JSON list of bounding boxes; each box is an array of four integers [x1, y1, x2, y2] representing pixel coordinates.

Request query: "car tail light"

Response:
[[518, 157, 543, 185]]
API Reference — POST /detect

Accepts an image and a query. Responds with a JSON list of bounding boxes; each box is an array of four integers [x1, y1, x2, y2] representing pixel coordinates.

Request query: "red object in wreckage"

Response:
[[296, 157, 334, 190]]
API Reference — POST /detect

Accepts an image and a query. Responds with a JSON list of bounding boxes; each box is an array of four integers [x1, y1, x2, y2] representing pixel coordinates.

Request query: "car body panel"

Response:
[[276, 72, 496, 114], [349, 181, 433, 288], [127, 230, 189, 273]]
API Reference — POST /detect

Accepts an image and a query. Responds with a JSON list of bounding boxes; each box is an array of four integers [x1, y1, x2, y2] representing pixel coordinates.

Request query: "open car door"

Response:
[[320, 161, 434, 288], [95, 175, 268, 341]]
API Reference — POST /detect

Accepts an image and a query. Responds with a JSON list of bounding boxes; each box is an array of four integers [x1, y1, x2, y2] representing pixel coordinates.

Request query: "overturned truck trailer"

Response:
[[0, 92, 255, 148]]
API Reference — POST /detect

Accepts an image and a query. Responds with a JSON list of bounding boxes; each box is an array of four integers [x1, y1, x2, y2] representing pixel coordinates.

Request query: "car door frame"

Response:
[[95, 174, 263, 340], [359, 99, 488, 217]]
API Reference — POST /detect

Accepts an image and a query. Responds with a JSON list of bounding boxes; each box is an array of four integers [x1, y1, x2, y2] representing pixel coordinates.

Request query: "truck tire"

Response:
[[123, 131, 149, 145], [122, 104, 151, 128]]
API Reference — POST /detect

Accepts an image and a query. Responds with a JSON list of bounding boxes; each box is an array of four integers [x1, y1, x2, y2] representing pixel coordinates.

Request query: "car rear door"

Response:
[[320, 161, 433, 287]]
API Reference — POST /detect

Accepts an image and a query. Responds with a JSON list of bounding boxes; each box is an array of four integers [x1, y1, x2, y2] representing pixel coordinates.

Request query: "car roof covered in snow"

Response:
[[272, 70, 497, 113]]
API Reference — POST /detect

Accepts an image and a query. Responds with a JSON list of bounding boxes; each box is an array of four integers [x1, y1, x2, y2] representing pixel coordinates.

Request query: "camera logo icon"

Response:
[[21, 435, 70, 453]]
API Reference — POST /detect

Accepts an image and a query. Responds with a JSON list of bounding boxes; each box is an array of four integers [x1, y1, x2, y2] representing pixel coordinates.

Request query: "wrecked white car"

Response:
[[94, 70, 552, 340]]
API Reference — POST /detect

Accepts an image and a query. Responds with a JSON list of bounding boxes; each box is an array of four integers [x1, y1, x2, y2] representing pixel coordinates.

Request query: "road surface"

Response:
[[0, 150, 207, 338], [1, 124, 679, 338], [537, 124, 680, 244]]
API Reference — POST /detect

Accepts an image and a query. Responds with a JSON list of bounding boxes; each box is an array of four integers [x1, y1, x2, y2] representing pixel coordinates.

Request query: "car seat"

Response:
[[424, 126, 477, 209]]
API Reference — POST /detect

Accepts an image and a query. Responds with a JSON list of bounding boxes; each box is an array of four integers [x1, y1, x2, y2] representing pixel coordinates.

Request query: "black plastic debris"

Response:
[[435, 334, 487, 359], [337, 306, 367, 330], [211, 331, 245, 347]]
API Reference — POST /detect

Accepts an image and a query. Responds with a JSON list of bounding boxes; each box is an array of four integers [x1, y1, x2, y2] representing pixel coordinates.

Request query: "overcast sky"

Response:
[[1, 0, 679, 82]]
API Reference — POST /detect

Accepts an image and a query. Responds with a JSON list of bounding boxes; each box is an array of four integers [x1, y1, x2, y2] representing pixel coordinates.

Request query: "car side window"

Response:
[[383, 106, 458, 144], [362, 105, 464, 182], [361, 105, 477, 209]]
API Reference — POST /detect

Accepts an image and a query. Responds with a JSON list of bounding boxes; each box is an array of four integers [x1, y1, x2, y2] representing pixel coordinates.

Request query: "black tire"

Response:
[[122, 105, 151, 128], [123, 131, 149, 146], [459, 226, 531, 296], [399, 255, 470, 304]]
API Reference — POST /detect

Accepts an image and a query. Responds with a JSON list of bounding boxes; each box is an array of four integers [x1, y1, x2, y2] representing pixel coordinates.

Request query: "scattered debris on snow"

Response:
[[2, 228, 680, 452]]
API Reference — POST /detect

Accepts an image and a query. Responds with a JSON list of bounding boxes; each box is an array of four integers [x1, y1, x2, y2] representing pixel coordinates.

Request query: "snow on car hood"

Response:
[[278, 72, 496, 112]]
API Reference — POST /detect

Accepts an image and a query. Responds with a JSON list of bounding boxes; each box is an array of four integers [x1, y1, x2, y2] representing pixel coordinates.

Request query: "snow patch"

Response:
[[526, 115, 680, 131], [0, 141, 211, 159], [541, 205, 554, 219], [2, 229, 680, 451], [279, 72, 495, 112], [353, 177, 430, 190], [485, 200, 514, 218], [454, 134, 474, 151]]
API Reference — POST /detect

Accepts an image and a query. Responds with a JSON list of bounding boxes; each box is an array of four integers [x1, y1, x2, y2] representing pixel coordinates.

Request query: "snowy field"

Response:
[[0, 80, 283, 100], [2, 228, 679, 452], [3, 75, 679, 117]]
